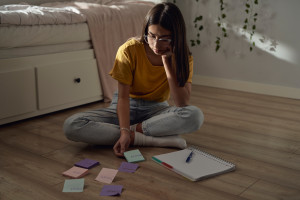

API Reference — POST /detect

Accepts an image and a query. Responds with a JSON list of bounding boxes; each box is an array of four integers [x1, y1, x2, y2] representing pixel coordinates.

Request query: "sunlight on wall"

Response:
[[232, 25, 298, 65]]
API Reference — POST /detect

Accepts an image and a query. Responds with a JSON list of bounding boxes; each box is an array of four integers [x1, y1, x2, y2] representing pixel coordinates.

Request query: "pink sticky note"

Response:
[[62, 166, 89, 179], [95, 168, 118, 184]]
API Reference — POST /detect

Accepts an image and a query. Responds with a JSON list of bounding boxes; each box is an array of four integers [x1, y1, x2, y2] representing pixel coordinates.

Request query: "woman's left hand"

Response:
[[161, 46, 173, 58], [161, 46, 173, 66]]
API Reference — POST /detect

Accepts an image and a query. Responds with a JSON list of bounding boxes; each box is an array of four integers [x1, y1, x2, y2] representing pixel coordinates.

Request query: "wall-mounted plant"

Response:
[[215, 0, 227, 52], [190, 15, 203, 47], [172, 0, 260, 52], [243, 0, 258, 51]]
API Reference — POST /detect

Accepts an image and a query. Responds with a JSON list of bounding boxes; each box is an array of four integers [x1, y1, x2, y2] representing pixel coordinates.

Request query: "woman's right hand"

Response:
[[113, 131, 131, 157], [114, 82, 131, 157]]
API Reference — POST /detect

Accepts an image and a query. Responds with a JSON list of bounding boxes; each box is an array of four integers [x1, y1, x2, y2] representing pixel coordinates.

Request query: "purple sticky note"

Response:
[[74, 158, 100, 169], [100, 185, 123, 196], [118, 162, 139, 173]]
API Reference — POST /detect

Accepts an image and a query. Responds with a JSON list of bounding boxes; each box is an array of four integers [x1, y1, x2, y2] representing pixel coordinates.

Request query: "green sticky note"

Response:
[[124, 149, 145, 163], [62, 178, 84, 192]]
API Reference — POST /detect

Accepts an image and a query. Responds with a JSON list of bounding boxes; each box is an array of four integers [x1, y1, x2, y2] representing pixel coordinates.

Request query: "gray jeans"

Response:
[[63, 92, 204, 145]]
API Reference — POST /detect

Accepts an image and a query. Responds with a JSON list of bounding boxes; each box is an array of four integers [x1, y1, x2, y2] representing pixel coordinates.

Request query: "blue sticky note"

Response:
[[124, 149, 145, 163], [62, 178, 84, 192], [100, 185, 123, 196]]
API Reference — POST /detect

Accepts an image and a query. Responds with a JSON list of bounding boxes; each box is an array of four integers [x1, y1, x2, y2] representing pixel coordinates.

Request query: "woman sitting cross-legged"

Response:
[[63, 2, 204, 157]]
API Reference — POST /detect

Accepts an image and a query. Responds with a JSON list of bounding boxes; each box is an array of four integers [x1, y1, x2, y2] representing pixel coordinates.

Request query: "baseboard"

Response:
[[192, 75, 300, 100]]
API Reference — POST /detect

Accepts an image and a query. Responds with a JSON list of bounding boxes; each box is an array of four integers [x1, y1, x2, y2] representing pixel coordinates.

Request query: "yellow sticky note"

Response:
[[95, 168, 118, 184]]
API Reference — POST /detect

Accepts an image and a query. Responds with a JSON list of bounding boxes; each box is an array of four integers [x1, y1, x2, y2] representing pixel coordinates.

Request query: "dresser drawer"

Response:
[[37, 59, 102, 109], [0, 68, 36, 119]]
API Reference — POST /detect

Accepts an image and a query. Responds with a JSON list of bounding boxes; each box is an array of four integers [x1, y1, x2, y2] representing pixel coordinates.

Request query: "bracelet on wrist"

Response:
[[120, 127, 131, 134]]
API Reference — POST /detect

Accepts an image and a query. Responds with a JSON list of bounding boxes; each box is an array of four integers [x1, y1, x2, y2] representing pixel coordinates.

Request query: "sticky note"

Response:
[[95, 168, 118, 184], [62, 178, 84, 192], [62, 166, 89, 178], [124, 149, 145, 163], [118, 162, 139, 173], [74, 158, 100, 169], [100, 185, 123, 196]]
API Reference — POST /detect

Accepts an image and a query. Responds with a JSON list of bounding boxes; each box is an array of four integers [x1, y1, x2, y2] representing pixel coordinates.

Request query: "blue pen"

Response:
[[185, 150, 194, 163]]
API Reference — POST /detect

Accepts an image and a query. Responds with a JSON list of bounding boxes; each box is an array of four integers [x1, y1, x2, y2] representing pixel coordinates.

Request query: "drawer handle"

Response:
[[74, 78, 81, 83]]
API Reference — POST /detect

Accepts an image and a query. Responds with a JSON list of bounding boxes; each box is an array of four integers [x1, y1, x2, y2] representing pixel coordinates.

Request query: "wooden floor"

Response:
[[0, 85, 299, 200]]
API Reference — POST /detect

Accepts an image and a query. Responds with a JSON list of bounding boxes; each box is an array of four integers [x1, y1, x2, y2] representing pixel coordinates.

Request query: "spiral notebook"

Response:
[[152, 146, 235, 181]]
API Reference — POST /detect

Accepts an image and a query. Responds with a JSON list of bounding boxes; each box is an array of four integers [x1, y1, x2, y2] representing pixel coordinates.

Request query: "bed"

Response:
[[0, 0, 155, 125]]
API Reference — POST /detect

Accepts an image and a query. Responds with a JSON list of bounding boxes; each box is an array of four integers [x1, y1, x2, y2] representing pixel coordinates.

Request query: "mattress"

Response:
[[0, 23, 91, 48], [0, 41, 93, 59], [0, 4, 86, 25]]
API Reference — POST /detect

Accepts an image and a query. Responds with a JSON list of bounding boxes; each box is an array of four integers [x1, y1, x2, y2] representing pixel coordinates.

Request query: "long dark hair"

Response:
[[140, 2, 190, 87]]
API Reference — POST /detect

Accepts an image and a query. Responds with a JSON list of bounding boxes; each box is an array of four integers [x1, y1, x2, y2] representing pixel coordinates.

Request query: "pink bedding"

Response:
[[76, 1, 154, 102]]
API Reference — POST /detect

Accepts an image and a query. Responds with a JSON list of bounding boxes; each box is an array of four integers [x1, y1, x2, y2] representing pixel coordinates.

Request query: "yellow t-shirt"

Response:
[[109, 39, 193, 102]]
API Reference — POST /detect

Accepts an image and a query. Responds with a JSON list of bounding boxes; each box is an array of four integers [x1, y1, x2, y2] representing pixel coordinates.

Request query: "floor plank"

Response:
[[240, 180, 300, 200]]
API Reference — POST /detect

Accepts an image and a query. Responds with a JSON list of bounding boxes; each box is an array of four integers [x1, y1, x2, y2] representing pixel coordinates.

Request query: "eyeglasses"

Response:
[[144, 34, 172, 46]]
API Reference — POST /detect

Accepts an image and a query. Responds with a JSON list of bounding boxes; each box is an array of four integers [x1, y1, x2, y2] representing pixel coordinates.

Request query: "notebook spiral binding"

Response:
[[187, 145, 235, 168]]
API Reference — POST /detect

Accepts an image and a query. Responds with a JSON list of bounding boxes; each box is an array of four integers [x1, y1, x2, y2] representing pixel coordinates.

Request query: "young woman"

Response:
[[63, 2, 204, 157]]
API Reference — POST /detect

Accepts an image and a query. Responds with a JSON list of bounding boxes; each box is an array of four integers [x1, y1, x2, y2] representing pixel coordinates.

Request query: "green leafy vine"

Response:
[[190, 15, 203, 47], [215, 0, 227, 52], [172, 0, 259, 52], [243, 0, 259, 51]]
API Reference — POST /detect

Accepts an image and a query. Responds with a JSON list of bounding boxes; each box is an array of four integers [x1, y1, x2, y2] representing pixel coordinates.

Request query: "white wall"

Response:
[[176, 0, 300, 99]]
